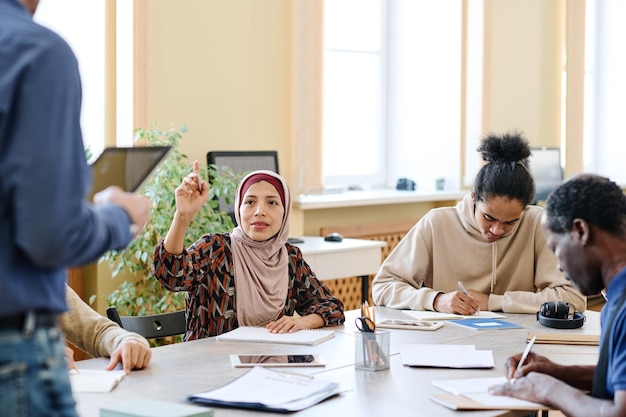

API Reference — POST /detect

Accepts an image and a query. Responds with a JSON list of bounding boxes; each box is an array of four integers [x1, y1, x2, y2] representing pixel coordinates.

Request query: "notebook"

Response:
[[69, 369, 125, 393], [527, 332, 599, 346], [100, 399, 213, 417], [446, 318, 523, 331], [376, 319, 444, 331], [88, 146, 172, 200], [215, 326, 335, 346], [403, 310, 506, 321], [430, 376, 549, 411]]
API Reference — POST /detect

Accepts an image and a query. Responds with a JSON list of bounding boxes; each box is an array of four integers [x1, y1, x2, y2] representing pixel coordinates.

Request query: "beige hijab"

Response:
[[230, 170, 290, 326]]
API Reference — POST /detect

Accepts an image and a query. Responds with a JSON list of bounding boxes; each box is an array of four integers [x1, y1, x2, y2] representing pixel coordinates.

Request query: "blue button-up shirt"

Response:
[[0, 0, 132, 316]]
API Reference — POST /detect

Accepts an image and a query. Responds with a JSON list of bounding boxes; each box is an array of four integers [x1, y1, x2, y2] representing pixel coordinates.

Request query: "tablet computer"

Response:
[[229, 354, 326, 368], [88, 146, 172, 200]]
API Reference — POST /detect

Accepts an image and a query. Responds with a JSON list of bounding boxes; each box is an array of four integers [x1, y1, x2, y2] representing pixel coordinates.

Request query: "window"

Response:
[[323, 0, 466, 191], [33, 0, 133, 159], [323, 0, 385, 189], [584, 0, 626, 184]]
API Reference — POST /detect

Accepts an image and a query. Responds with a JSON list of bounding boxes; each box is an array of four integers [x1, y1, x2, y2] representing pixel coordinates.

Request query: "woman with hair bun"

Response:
[[372, 131, 586, 315]]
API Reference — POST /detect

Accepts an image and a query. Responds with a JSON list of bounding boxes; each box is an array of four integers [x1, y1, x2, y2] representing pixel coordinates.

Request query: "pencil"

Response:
[[511, 335, 536, 383], [457, 281, 469, 295]]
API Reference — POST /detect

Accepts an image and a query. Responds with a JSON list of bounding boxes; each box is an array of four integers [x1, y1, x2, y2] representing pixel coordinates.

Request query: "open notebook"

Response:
[[215, 326, 335, 346], [430, 376, 549, 411], [403, 310, 506, 321]]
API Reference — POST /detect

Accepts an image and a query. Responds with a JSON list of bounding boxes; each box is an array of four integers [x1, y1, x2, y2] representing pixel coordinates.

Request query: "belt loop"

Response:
[[23, 311, 35, 337]]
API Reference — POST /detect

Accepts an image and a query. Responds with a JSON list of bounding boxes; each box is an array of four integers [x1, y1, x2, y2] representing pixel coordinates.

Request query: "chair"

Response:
[[106, 307, 186, 339]]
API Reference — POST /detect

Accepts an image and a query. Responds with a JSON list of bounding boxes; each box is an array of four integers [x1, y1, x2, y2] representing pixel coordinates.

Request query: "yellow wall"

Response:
[[142, 0, 294, 185], [483, 0, 564, 147]]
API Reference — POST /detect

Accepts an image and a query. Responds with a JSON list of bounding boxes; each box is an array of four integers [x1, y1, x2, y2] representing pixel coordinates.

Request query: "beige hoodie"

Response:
[[61, 286, 149, 358], [372, 193, 586, 314]]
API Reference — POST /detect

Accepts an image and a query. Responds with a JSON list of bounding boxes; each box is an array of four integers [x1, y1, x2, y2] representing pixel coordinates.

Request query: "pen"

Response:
[[196, 174, 202, 193], [457, 281, 469, 295], [512, 335, 536, 383], [601, 289, 608, 301]]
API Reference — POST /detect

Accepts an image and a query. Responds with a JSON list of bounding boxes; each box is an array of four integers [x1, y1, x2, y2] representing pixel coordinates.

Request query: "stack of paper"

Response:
[[430, 376, 549, 411], [189, 366, 343, 412], [527, 332, 599, 345], [399, 344, 494, 368]]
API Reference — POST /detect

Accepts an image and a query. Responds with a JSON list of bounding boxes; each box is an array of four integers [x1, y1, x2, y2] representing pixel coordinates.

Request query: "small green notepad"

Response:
[[100, 399, 213, 417]]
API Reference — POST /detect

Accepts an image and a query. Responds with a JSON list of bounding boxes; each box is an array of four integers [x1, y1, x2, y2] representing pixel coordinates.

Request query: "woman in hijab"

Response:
[[152, 161, 345, 341]]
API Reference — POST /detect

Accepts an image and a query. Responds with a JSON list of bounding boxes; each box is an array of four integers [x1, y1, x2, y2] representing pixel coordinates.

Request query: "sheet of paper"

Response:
[[400, 344, 494, 368], [403, 310, 505, 321], [69, 369, 125, 393]]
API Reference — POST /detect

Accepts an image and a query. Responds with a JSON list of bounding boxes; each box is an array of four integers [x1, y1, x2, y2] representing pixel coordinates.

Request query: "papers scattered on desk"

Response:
[[403, 310, 506, 321], [430, 376, 549, 411], [215, 326, 335, 346], [69, 369, 125, 393], [400, 344, 494, 368], [100, 399, 213, 417], [446, 318, 522, 331], [527, 332, 600, 346], [188, 366, 344, 412]]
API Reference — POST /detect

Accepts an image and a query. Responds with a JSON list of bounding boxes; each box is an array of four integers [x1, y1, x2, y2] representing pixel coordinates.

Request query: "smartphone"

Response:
[[229, 354, 326, 368]]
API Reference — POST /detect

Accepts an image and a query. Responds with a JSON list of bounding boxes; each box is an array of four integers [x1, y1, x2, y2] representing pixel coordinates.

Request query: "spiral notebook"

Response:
[[215, 326, 335, 346]]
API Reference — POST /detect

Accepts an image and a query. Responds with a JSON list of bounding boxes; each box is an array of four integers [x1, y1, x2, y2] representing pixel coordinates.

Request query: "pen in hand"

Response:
[[457, 280, 481, 314], [511, 335, 536, 383], [196, 173, 202, 193]]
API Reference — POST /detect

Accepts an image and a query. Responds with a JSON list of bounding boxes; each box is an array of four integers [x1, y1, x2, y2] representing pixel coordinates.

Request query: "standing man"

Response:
[[0, 0, 151, 415], [490, 174, 626, 416]]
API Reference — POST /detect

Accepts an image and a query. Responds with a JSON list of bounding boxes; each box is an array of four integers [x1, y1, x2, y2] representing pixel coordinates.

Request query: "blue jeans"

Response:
[[0, 315, 77, 417]]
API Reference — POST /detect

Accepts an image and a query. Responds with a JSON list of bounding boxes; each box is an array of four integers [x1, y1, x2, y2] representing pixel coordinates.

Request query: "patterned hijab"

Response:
[[230, 170, 291, 326]]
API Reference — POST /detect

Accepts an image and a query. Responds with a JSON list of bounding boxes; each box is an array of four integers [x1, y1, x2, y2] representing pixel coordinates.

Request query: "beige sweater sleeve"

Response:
[[61, 286, 149, 358]]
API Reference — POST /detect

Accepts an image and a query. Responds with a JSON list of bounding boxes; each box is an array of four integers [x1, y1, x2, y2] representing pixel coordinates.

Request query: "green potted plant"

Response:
[[101, 125, 242, 335]]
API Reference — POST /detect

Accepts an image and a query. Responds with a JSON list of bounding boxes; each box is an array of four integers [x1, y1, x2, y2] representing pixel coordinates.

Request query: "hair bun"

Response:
[[477, 131, 531, 164]]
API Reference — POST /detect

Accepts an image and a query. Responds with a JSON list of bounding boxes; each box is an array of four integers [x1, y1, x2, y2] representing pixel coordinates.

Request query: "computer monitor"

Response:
[[206, 150, 280, 222], [527, 147, 563, 203]]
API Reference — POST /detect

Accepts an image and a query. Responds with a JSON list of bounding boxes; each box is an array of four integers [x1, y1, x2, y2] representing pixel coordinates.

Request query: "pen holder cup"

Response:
[[355, 329, 390, 371]]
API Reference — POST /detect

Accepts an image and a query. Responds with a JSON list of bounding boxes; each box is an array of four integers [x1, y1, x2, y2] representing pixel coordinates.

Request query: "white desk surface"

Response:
[[294, 189, 466, 210], [293, 236, 386, 255], [74, 307, 600, 417], [293, 236, 386, 281]]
